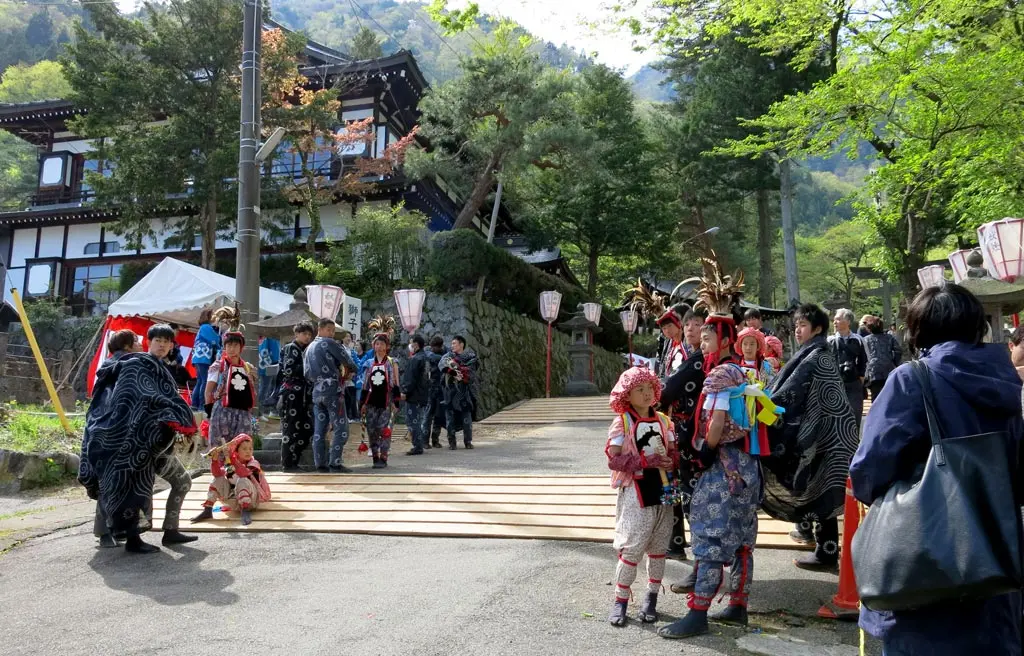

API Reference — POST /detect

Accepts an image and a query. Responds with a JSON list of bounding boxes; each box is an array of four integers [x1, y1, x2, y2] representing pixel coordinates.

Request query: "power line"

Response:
[[0, 0, 119, 6]]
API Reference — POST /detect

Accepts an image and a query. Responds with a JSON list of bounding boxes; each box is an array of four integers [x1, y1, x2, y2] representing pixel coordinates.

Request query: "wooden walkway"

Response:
[[480, 397, 613, 425], [153, 473, 818, 549]]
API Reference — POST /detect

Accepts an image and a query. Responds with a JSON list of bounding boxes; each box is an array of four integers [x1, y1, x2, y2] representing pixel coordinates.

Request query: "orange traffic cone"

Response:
[[817, 477, 862, 620]]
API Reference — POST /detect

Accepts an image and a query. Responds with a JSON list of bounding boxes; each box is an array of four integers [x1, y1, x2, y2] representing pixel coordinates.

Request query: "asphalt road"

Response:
[[0, 422, 876, 656]]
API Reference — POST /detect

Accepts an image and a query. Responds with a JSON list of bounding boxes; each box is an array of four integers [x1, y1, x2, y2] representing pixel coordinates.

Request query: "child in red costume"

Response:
[[606, 366, 679, 627], [192, 434, 271, 526]]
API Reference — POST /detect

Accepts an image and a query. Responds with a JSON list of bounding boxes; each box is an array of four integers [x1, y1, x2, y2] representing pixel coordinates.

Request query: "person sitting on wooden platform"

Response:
[[193, 434, 271, 526]]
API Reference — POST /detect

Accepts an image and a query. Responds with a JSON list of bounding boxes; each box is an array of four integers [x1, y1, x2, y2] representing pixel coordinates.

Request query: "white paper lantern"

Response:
[[917, 265, 945, 289], [306, 285, 344, 321], [947, 249, 973, 283], [539, 291, 562, 323], [393, 289, 426, 333], [978, 218, 1024, 282], [582, 302, 602, 326], [619, 310, 638, 334]]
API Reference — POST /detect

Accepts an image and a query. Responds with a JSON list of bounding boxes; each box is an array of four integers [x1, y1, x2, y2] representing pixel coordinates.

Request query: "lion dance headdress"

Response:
[[367, 314, 396, 346], [675, 251, 745, 368]]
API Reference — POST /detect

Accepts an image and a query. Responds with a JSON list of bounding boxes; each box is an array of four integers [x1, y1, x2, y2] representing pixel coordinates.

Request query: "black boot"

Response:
[[191, 507, 214, 523], [162, 530, 199, 545], [431, 434, 442, 448], [124, 534, 160, 554], [794, 553, 838, 573], [638, 592, 659, 623], [98, 534, 119, 548], [448, 438, 457, 450], [608, 599, 628, 627], [372, 456, 384, 469], [710, 604, 748, 627], [658, 609, 709, 639]]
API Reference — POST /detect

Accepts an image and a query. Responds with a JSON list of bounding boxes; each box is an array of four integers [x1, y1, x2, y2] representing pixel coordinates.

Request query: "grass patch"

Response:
[[0, 404, 84, 454], [0, 506, 56, 522]]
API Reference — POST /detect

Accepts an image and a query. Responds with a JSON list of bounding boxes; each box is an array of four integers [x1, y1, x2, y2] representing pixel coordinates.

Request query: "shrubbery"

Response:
[[425, 230, 627, 351]]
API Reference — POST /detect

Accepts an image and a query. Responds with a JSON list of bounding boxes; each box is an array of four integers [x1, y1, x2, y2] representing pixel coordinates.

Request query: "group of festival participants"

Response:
[[606, 303, 860, 640], [78, 311, 479, 554]]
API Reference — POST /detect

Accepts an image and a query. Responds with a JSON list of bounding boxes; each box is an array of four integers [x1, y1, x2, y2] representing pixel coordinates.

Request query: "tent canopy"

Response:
[[107, 257, 293, 327]]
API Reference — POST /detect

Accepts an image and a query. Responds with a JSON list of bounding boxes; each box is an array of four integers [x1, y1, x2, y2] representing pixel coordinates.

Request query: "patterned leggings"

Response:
[[203, 475, 261, 510], [689, 546, 754, 610], [613, 487, 673, 601], [364, 406, 392, 461]]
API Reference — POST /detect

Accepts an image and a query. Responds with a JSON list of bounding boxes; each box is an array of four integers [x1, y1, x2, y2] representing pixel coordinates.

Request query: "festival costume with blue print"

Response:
[[303, 334, 357, 470], [605, 367, 679, 627]]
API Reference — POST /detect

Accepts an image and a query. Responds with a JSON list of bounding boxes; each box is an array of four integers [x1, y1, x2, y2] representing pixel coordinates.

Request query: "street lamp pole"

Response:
[[235, 0, 263, 364], [681, 225, 720, 250]]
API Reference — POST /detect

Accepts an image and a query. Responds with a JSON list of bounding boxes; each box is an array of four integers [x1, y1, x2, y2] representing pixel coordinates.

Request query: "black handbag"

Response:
[[851, 359, 1023, 611]]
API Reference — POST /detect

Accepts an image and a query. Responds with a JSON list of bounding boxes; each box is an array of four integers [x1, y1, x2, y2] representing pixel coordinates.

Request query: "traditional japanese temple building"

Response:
[[0, 28, 506, 316]]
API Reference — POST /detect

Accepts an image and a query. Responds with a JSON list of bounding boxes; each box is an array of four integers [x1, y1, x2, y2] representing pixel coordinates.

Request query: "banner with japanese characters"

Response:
[[342, 295, 362, 339]]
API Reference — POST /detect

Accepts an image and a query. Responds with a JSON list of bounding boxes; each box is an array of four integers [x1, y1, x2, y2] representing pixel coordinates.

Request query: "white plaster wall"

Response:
[[65, 223, 102, 260], [10, 229, 36, 267], [38, 226, 64, 258]]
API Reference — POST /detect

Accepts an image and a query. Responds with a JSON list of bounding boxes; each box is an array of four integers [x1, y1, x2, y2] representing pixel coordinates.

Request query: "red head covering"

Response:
[[703, 314, 737, 369], [765, 335, 784, 359], [656, 308, 682, 329], [227, 433, 253, 455], [734, 327, 768, 358], [609, 366, 662, 415]]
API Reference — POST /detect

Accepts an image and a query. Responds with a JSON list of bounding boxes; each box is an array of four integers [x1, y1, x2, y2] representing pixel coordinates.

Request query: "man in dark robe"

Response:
[[659, 307, 705, 562], [764, 303, 859, 572], [440, 335, 478, 449], [279, 321, 315, 472], [79, 346, 197, 553]]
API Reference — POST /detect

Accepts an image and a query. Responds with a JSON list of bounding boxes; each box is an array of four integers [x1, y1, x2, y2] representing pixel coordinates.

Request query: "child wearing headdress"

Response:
[[735, 327, 777, 388], [764, 335, 784, 375], [659, 312, 770, 639], [606, 366, 678, 627], [205, 330, 258, 447], [361, 331, 401, 468], [192, 434, 271, 526]]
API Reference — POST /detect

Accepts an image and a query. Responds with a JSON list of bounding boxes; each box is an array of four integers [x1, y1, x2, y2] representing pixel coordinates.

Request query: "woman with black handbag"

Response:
[[850, 284, 1023, 656]]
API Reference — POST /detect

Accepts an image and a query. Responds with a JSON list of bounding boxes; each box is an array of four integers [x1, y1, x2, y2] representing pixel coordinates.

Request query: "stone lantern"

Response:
[[560, 312, 601, 396], [955, 249, 1024, 343]]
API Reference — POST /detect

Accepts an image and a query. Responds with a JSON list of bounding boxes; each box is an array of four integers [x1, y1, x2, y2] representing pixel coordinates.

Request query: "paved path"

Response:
[[0, 423, 879, 656]]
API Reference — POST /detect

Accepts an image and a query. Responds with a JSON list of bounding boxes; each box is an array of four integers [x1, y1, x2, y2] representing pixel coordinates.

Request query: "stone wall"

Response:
[[362, 294, 623, 418]]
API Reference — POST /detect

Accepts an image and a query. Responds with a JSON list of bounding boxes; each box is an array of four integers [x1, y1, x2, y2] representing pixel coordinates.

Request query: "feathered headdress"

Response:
[[672, 250, 744, 317], [625, 277, 669, 320], [367, 314, 396, 344], [211, 304, 243, 332]]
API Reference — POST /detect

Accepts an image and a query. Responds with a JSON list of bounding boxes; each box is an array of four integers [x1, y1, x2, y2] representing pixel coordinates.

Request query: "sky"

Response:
[[409, 0, 658, 74], [114, 0, 659, 74]]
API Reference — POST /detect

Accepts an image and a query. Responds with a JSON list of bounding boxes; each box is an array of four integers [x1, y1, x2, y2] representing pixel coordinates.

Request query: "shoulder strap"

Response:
[[910, 360, 946, 465]]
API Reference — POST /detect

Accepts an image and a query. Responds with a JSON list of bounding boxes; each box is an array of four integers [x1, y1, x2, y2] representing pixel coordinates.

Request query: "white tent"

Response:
[[107, 257, 293, 326]]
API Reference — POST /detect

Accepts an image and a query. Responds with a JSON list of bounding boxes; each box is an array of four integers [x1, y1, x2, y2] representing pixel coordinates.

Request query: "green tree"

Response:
[[0, 61, 72, 209], [62, 0, 247, 270], [518, 64, 675, 296], [407, 23, 574, 230], [298, 203, 429, 299], [349, 26, 383, 59], [633, 0, 1024, 302]]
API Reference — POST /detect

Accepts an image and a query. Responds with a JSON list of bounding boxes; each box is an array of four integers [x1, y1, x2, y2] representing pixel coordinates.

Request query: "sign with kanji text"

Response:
[[342, 295, 362, 339]]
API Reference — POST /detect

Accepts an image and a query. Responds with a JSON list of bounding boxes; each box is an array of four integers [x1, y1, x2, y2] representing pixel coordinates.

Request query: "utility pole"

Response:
[[235, 0, 262, 364], [778, 152, 800, 306]]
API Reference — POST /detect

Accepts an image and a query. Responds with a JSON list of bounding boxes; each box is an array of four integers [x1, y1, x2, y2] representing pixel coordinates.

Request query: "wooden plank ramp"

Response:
[[152, 473, 820, 549], [480, 397, 614, 425]]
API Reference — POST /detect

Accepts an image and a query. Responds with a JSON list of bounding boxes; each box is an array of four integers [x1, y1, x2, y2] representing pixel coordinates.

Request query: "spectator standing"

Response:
[[863, 316, 903, 400], [1008, 325, 1024, 381], [257, 324, 281, 419], [440, 335, 478, 450], [191, 309, 221, 411], [402, 334, 430, 455], [425, 335, 447, 449], [850, 284, 1023, 656], [339, 330, 359, 421], [743, 308, 774, 337], [828, 308, 867, 423]]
